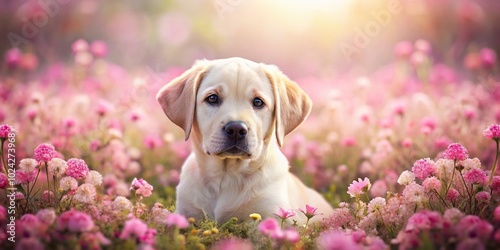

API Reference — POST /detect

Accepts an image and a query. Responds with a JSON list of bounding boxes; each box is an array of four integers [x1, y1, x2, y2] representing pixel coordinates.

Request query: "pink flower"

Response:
[[139, 228, 157, 245], [4, 48, 22, 69], [480, 48, 496, 69], [15, 169, 37, 184], [347, 177, 371, 197], [341, 137, 357, 147], [33, 143, 57, 163], [90, 40, 108, 57], [143, 135, 163, 150], [491, 176, 500, 194], [443, 143, 468, 161], [0, 124, 13, 138], [130, 178, 154, 197], [0, 173, 8, 189], [394, 41, 413, 59], [119, 217, 149, 240], [494, 206, 500, 221], [258, 218, 280, 235], [57, 210, 95, 232], [370, 180, 388, 197], [475, 191, 491, 204], [211, 239, 254, 250], [405, 210, 443, 231], [317, 230, 362, 250], [422, 177, 441, 192], [412, 158, 437, 180], [483, 124, 500, 139], [72, 39, 89, 53], [446, 188, 460, 202], [273, 207, 296, 221], [16, 238, 44, 250], [65, 158, 90, 180], [68, 211, 95, 233], [456, 215, 493, 242], [165, 213, 189, 229], [463, 169, 487, 185], [299, 204, 321, 219]]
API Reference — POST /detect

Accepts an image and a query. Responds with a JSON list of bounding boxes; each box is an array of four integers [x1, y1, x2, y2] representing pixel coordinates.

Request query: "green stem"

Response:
[[44, 162, 50, 204], [487, 140, 499, 187], [445, 160, 457, 195]]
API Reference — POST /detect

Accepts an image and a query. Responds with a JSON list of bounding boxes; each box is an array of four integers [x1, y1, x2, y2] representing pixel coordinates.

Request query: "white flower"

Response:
[[48, 158, 68, 177], [19, 158, 38, 172], [368, 197, 386, 212], [397, 170, 415, 185], [459, 157, 482, 172], [60, 176, 78, 191], [112, 196, 133, 212], [73, 183, 96, 204], [85, 170, 103, 186]]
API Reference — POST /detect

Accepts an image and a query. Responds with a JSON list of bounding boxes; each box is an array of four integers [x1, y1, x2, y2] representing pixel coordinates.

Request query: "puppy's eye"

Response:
[[253, 97, 264, 108], [205, 94, 220, 105]]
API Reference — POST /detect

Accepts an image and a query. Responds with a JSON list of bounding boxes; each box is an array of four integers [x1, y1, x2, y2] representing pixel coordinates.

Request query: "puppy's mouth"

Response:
[[213, 145, 252, 158]]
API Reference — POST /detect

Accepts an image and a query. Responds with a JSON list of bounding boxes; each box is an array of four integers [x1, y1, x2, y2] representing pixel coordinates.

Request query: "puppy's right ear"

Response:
[[156, 61, 208, 141]]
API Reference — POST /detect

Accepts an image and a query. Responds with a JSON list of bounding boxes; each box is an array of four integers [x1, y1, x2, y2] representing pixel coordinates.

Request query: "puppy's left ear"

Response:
[[263, 65, 312, 147], [156, 60, 208, 140]]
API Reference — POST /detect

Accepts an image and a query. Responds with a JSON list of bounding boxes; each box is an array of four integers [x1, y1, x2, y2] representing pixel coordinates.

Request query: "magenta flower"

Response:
[[165, 213, 189, 229], [0, 173, 8, 189], [65, 158, 90, 180], [258, 218, 280, 235], [480, 48, 496, 69], [475, 191, 491, 204], [443, 143, 468, 161], [463, 169, 487, 186], [317, 230, 362, 250], [494, 206, 500, 221], [130, 178, 154, 197], [412, 158, 437, 180], [491, 176, 500, 194], [139, 228, 157, 245], [405, 210, 443, 231], [273, 207, 296, 221], [299, 204, 321, 220], [57, 210, 95, 233], [0, 124, 13, 138], [4, 48, 22, 69], [15, 170, 37, 184], [90, 40, 108, 58], [67, 211, 96, 233], [422, 177, 441, 192], [119, 217, 149, 240], [347, 177, 371, 197], [483, 124, 500, 140], [33, 143, 57, 163], [446, 188, 460, 202]]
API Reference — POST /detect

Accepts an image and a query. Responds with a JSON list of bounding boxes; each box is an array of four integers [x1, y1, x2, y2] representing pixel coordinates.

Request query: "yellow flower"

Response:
[[249, 213, 262, 221]]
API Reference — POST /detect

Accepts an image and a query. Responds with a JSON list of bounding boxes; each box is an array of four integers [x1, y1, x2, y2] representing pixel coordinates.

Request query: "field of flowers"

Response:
[[1, 0, 500, 249]]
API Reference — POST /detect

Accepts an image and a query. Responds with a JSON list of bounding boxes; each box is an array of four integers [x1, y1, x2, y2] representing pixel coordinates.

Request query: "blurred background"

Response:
[[1, 0, 498, 76]]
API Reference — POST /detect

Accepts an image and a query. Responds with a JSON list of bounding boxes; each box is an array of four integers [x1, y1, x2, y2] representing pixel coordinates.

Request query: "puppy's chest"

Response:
[[199, 171, 257, 211]]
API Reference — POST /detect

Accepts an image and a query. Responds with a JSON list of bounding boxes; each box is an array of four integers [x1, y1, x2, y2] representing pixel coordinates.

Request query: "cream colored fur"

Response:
[[157, 57, 333, 224]]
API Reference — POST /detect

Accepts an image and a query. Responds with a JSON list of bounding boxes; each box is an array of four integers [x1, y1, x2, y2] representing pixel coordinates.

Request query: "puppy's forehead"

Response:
[[199, 58, 271, 93]]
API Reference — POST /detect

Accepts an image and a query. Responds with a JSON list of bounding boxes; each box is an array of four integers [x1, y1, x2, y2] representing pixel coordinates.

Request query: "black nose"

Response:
[[224, 121, 248, 141]]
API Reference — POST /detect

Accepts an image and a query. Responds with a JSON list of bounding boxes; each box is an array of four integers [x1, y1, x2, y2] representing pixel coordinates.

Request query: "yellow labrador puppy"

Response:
[[156, 57, 333, 224]]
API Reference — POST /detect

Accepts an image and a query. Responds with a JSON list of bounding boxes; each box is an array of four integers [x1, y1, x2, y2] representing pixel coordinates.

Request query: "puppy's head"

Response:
[[156, 58, 311, 160]]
